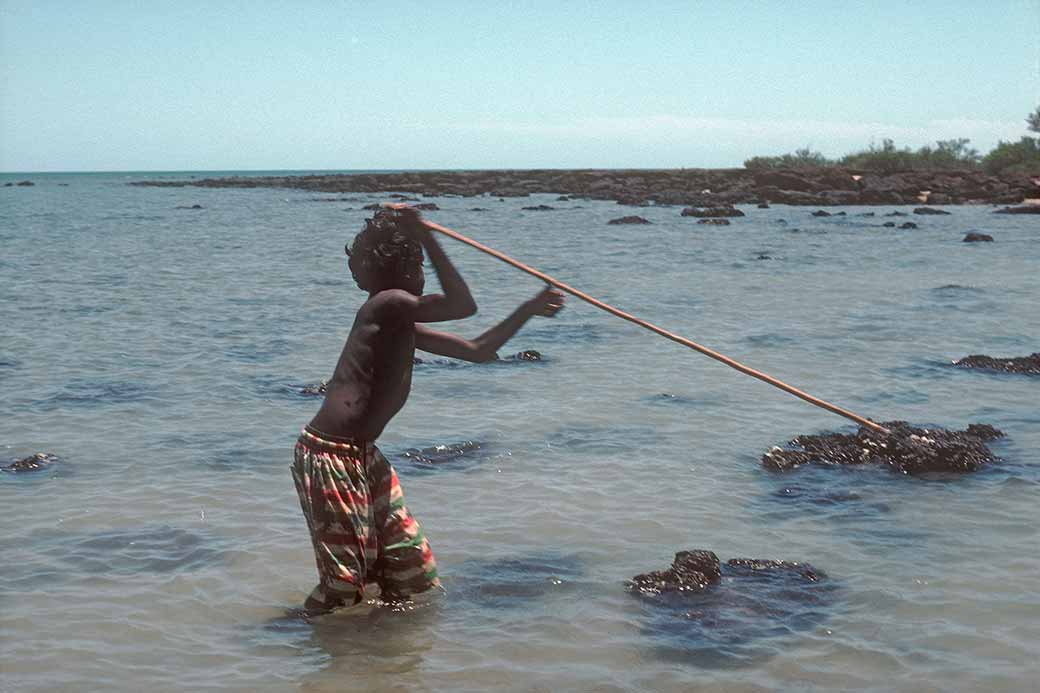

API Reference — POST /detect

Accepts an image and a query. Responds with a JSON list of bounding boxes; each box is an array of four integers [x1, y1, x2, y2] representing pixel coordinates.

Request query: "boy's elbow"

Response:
[[457, 299, 478, 319]]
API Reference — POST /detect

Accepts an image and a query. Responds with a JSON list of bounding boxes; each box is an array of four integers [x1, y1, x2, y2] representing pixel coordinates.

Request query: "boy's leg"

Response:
[[292, 439, 374, 611], [368, 446, 440, 600]]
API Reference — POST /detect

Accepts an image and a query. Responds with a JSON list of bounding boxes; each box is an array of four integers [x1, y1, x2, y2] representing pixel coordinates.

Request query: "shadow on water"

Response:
[[223, 337, 292, 363], [632, 558, 840, 668], [548, 422, 661, 456], [445, 552, 588, 611], [0, 525, 227, 588], [31, 379, 163, 411]]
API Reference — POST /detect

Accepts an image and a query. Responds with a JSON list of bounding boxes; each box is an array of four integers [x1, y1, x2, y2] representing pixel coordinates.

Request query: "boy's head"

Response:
[[345, 210, 425, 295]]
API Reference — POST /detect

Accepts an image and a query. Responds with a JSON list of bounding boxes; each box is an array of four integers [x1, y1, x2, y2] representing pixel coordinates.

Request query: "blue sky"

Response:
[[1, 0, 1038, 171]]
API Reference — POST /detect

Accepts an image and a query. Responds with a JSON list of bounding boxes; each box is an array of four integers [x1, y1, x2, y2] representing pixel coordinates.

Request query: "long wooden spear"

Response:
[[407, 209, 887, 434]]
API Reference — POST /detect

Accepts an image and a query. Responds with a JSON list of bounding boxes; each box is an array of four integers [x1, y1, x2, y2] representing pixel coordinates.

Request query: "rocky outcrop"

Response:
[[913, 207, 951, 215], [3, 452, 59, 472], [994, 205, 1040, 214], [522, 204, 555, 211], [953, 353, 1040, 375], [963, 232, 994, 242], [761, 421, 1004, 474], [505, 350, 543, 361], [629, 550, 822, 595], [631, 550, 721, 593], [697, 218, 731, 225], [607, 215, 652, 225], [127, 168, 1038, 206], [681, 206, 745, 218], [16, 180, 35, 186]]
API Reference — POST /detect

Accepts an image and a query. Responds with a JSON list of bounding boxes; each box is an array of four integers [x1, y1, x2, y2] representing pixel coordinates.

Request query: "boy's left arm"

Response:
[[415, 286, 564, 362]]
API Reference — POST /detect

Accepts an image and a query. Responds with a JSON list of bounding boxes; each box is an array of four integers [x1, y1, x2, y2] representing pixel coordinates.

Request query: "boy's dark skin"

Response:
[[308, 207, 564, 442]]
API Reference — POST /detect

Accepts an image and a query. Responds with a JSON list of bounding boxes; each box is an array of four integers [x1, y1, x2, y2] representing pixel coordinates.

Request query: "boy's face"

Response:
[[401, 266, 425, 296]]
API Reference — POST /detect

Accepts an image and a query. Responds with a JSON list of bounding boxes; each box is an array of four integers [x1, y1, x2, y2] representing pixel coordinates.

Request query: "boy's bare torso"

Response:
[[308, 292, 415, 442]]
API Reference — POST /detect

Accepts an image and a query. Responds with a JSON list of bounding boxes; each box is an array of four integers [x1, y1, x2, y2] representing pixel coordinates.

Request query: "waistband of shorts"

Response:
[[298, 426, 372, 454]]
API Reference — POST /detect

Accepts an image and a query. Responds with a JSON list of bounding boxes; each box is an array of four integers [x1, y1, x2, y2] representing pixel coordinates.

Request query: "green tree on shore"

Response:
[[1027, 106, 1040, 133], [744, 107, 1040, 174], [980, 107, 1040, 174]]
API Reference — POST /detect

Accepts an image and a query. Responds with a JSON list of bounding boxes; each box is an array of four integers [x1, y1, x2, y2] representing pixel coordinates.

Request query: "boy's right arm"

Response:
[[398, 208, 477, 322]]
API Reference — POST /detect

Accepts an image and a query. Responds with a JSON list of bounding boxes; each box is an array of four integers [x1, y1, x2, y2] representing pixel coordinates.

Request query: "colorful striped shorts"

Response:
[[292, 426, 439, 609]]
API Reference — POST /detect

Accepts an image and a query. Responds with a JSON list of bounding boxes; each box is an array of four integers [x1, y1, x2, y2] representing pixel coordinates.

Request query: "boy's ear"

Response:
[[344, 243, 351, 256]]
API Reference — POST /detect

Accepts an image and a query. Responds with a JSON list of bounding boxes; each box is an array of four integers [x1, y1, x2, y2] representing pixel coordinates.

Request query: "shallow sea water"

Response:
[[2, 172, 1039, 692]]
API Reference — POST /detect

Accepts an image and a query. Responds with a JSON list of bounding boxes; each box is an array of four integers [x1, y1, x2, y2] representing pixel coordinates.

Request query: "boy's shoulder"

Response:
[[362, 289, 419, 323]]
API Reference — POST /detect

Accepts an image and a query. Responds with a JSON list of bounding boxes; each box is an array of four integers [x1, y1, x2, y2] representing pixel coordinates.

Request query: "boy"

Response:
[[293, 206, 564, 612]]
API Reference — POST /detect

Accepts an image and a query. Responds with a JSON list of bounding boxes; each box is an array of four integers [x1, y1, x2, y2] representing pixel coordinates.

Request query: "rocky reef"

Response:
[[127, 168, 1038, 206], [630, 550, 822, 596], [607, 215, 651, 225], [761, 421, 1004, 474], [994, 205, 1040, 214], [953, 353, 1040, 375], [3, 452, 60, 472], [963, 232, 994, 242]]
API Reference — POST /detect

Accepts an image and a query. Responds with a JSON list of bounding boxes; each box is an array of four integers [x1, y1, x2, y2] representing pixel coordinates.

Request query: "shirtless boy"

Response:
[[293, 206, 564, 612]]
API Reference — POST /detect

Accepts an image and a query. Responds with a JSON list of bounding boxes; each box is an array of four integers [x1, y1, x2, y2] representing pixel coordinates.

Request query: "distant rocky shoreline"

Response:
[[128, 168, 1038, 206]]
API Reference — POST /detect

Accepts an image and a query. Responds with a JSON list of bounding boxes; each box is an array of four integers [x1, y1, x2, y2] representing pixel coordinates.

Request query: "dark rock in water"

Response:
[[885, 211, 908, 217], [413, 356, 424, 365], [953, 352, 1040, 375], [899, 221, 917, 229], [469, 207, 488, 211], [401, 440, 485, 465], [858, 212, 875, 217], [629, 548, 833, 665], [507, 349, 542, 361], [413, 202, 439, 210], [994, 205, 1040, 214], [811, 210, 832, 217], [761, 420, 1004, 475], [757, 202, 770, 209], [724, 558, 821, 583], [682, 206, 744, 218], [3, 182, 11, 187], [630, 551, 722, 594], [755, 253, 772, 260], [608, 215, 652, 225], [175, 204, 204, 209], [522, 204, 555, 211], [298, 381, 327, 396], [963, 232, 994, 242], [556, 195, 571, 201], [913, 207, 950, 215], [882, 221, 896, 227], [697, 218, 731, 226], [16, 180, 35, 186], [3, 452, 60, 472]]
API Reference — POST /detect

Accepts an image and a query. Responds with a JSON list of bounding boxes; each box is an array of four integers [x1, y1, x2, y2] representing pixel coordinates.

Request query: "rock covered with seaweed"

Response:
[[761, 421, 1004, 474]]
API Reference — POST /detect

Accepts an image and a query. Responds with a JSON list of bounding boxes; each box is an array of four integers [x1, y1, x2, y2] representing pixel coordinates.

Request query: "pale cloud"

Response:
[[424, 114, 1029, 155]]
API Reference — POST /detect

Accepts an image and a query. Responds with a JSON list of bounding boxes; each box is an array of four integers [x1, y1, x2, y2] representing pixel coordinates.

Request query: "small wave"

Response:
[[931, 284, 984, 295], [33, 380, 161, 410], [743, 333, 796, 348]]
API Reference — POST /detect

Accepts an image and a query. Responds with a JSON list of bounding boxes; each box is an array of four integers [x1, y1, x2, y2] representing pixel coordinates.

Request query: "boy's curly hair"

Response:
[[344, 210, 424, 292]]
